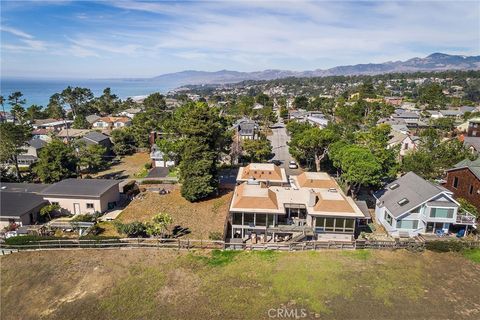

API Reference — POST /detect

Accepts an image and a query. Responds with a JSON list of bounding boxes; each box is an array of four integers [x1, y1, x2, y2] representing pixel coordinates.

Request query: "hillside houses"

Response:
[[0, 179, 122, 227], [229, 164, 369, 243]]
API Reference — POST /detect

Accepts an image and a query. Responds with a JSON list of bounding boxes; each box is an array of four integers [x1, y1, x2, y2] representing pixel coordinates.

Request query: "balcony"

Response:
[[456, 214, 476, 225]]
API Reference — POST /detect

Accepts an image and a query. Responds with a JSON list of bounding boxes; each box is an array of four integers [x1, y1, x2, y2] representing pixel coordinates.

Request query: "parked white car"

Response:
[[288, 161, 298, 169]]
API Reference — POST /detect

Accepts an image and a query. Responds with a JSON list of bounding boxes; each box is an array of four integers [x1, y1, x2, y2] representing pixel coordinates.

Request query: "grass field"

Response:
[[1, 249, 479, 320], [117, 189, 232, 239]]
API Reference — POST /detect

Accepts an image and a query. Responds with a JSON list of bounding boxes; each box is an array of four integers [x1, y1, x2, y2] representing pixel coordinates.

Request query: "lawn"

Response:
[[94, 152, 150, 179], [1, 249, 479, 320], [117, 188, 232, 239]]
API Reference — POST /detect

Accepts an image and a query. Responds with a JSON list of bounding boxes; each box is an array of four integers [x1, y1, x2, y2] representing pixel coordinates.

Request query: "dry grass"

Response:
[[117, 188, 232, 239], [1, 249, 479, 320], [94, 152, 150, 179]]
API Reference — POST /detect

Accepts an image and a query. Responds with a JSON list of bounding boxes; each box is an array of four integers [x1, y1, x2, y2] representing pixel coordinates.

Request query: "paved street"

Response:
[[267, 121, 303, 176]]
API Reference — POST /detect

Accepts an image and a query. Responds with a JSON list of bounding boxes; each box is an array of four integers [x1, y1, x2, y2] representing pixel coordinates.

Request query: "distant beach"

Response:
[[0, 78, 175, 110]]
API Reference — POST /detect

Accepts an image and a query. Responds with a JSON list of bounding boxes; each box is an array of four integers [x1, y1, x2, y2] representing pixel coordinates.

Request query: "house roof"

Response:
[[463, 137, 480, 152], [450, 157, 480, 180], [237, 163, 287, 183], [388, 130, 407, 145], [95, 116, 131, 124], [39, 179, 120, 198], [295, 172, 337, 189], [32, 129, 49, 135], [230, 171, 365, 218], [0, 191, 47, 218], [57, 128, 91, 138], [232, 183, 279, 211], [313, 190, 355, 214], [374, 172, 449, 218], [27, 139, 47, 149], [81, 131, 110, 143], [0, 182, 48, 193], [86, 115, 101, 124]]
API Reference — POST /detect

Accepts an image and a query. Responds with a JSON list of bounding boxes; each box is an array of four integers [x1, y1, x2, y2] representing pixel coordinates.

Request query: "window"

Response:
[[325, 218, 335, 231], [453, 177, 459, 188], [86, 203, 94, 209], [384, 212, 393, 226], [430, 208, 454, 219], [232, 212, 242, 225], [244, 213, 255, 225], [315, 217, 326, 229], [404, 143, 409, 150], [256, 214, 266, 226], [396, 220, 419, 229], [52, 202, 59, 206], [389, 183, 399, 190], [469, 185, 474, 195]]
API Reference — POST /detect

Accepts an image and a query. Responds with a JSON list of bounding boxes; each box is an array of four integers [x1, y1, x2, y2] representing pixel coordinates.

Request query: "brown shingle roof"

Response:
[[240, 163, 283, 181], [296, 172, 337, 189], [232, 183, 279, 210], [313, 191, 355, 213]]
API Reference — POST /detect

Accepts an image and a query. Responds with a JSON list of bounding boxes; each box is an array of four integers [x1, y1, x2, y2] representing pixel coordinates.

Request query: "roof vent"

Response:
[[389, 183, 399, 190], [1, 186, 6, 190], [328, 188, 338, 193], [398, 198, 409, 206]]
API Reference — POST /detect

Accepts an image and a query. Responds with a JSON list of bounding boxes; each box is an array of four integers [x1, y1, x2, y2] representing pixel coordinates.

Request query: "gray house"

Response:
[[79, 131, 112, 153], [374, 172, 476, 238], [0, 184, 48, 228]]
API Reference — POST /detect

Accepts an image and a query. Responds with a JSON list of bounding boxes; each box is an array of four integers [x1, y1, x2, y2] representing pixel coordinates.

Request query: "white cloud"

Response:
[[0, 25, 34, 39]]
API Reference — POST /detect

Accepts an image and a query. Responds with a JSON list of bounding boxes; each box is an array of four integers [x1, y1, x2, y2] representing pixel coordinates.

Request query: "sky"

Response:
[[1, 0, 479, 79]]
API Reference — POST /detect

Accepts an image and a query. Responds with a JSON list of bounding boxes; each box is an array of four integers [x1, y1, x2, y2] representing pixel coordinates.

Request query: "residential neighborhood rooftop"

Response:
[[39, 179, 121, 197], [0, 191, 47, 218], [374, 172, 453, 218]]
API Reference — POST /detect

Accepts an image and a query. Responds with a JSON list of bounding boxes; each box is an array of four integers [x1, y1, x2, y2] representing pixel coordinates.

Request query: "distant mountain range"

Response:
[[135, 53, 480, 88]]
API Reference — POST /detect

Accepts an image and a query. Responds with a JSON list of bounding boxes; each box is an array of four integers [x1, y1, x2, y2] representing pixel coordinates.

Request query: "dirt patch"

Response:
[[118, 189, 232, 239], [94, 152, 150, 179]]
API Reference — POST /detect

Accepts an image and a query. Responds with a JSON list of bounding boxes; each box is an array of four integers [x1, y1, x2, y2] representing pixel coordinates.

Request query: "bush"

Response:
[[71, 214, 96, 222], [79, 235, 120, 241], [425, 240, 470, 252], [114, 221, 148, 237], [209, 231, 223, 240], [140, 179, 176, 185], [144, 162, 152, 170], [4, 235, 65, 245]]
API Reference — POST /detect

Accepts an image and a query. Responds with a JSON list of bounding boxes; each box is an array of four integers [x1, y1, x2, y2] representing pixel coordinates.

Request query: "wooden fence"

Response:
[[2, 238, 479, 252]]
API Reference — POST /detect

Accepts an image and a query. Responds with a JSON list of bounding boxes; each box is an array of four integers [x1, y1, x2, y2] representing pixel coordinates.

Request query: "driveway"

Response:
[[267, 121, 303, 176]]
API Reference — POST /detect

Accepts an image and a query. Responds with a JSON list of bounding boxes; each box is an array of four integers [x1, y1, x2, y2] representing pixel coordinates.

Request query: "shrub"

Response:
[[71, 214, 96, 222], [114, 221, 148, 237], [144, 162, 152, 170], [4, 235, 65, 245], [140, 179, 176, 185], [208, 231, 223, 240], [425, 240, 469, 252]]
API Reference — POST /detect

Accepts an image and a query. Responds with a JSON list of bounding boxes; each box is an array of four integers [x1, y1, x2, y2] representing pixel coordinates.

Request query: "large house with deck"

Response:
[[374, 172, 476, 238], [229, 167, 368, 243]]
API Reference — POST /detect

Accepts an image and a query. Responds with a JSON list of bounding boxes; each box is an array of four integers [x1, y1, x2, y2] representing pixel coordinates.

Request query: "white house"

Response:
[[150, 145, 175, 168], [374, 172, 476, 238]]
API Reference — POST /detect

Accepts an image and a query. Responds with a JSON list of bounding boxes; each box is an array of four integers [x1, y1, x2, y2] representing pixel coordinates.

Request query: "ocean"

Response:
[[0, 78, 175, 110]]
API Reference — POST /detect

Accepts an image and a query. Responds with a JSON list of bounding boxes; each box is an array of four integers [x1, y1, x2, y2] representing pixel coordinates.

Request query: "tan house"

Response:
[[236, 163, 288, 186], [229, 170, 367, 242], [39, 179, 121, 215]]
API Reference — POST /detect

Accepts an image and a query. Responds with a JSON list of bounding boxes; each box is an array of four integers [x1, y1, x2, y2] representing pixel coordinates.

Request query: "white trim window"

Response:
[[396, 219, 419, 229]]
